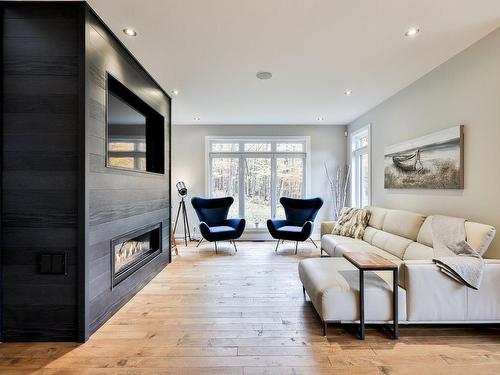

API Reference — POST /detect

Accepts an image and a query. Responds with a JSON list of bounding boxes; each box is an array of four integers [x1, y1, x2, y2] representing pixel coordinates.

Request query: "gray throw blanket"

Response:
[[432, 215, 484, 290]]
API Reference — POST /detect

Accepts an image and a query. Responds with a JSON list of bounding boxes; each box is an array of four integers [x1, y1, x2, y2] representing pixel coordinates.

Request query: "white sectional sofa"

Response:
[[298, 207, 499, 331]]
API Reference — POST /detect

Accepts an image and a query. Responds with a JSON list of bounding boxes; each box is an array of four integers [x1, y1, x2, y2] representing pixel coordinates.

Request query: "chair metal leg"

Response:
[[232, 239, 237, 253], [309, 237, 318, 248], [196, 238, 203, 247], [295, 241, 298, 255], [323, 321, 328, 336], [281, 239, 285, 244], [275, 239, 280, 252], [214, 241, 218, 254]]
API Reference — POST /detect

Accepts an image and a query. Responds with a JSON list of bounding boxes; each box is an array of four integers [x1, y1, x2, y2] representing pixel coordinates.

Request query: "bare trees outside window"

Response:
[[208, 139, 307, 227]]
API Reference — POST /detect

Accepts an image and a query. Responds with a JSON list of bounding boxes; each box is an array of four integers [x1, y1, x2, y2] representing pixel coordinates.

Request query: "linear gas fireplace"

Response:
[[111, 223, 162, 287]]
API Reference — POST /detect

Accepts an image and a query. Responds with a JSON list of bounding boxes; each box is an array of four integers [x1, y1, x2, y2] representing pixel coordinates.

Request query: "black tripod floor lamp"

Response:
[[173, 181, 192, 246]]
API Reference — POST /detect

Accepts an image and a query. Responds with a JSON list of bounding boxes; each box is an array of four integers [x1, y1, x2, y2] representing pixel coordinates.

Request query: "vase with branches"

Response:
[[324, 163, 350, 220]]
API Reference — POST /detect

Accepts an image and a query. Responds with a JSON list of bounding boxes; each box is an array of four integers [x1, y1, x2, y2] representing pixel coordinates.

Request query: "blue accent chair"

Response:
[[191, 196, 246, 253], [267, 197, 323, 254]]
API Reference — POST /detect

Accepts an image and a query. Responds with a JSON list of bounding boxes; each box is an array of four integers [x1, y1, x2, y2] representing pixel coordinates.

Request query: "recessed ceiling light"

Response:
[[404, 27, 420, 37], [194, 117, 201, 121], [317, 116, 325, 121], [171, 89, 179, 96], [123, 28, 137, 37], [256, 71, 273, 80], [344, 89, 353, 96]]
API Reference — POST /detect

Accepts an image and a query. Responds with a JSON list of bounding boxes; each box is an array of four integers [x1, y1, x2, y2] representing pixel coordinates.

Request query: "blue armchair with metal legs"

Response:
[[267, 197, 323, 254], [191, 196, 246, 254]]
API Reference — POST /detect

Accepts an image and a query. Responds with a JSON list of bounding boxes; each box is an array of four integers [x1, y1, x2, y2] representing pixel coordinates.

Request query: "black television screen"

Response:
[[106, 74, 165, 174]]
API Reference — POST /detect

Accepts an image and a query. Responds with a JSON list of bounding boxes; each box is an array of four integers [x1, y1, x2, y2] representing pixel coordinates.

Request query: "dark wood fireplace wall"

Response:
[[0, 2, 171, 342]]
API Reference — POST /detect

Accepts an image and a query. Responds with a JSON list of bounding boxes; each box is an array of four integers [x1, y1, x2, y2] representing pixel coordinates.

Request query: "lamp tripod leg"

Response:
[[173, 201, 182, 233], [182, 201, 188, 247], [182, 199, 192, 241]]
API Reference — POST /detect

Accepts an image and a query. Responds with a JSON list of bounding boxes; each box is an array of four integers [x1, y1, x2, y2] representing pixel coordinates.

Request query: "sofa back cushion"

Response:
[[416, 216, 433, 247], [465, 222, 496, 256], [370, 229, 413, 259], [366, 207, 389, 229], [416, 216, 496, 256], [382, 210, 426, 241]]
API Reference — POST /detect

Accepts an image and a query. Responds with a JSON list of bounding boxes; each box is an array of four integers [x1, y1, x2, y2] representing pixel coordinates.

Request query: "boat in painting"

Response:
[[392, 149, 423, 171]]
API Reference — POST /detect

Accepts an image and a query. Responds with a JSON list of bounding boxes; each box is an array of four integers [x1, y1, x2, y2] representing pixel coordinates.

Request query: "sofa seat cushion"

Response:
[[277, 225, 302, 233], [209, 225, 236, 234], [334, 242, 406, 287], [370, 229, 413, 259], [298, 258, 407, 322], [403, 242, 434, 261], [321, 234, 365, 257]]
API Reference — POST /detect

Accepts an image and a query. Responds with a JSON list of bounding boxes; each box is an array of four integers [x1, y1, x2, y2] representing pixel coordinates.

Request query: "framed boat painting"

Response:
[[384, 125, 464, 189]]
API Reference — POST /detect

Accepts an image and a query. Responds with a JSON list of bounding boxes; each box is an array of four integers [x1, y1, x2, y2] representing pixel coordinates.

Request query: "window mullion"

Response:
[[238, 155, 245, 219], [271, 155, 277, 218]]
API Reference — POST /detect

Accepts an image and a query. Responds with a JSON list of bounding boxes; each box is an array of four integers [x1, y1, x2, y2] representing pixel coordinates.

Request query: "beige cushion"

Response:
[[465, 222, 496, 256], [298, 257, 407, 322], [403, 242, 434, 261], [334, 242, 406, 286], [382, 210, 425, 241], [362, 226, 378, 243], [416, 216, 434, 247], [366, 206, 389, 230], [332, 207, 371, 239], [371, 230, 413, 259], [321, 234, 364, 257]]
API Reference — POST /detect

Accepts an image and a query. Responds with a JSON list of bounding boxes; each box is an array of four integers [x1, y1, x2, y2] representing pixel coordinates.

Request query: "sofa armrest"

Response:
[[321, 221, 336, 237], [404, 259, 500, 322]]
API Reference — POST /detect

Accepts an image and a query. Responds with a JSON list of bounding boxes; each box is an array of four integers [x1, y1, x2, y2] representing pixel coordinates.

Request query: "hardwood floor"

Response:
[[1, 241, 499, 374]]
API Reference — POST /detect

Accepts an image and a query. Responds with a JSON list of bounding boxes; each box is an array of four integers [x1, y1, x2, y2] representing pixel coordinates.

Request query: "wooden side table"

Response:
[[343, 252, 399, 340]]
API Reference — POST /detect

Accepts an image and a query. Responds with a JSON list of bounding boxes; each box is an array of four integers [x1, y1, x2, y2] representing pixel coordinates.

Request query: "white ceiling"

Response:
[[83, 0, 500, 125]]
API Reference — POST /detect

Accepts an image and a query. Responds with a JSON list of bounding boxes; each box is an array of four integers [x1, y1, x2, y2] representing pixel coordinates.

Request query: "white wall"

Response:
[[349, 27, 500, 258], [171, 124, 347, 240]]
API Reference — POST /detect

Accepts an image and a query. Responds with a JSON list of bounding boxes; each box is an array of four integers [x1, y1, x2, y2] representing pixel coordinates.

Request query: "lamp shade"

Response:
[[176, 181, 187, 196]]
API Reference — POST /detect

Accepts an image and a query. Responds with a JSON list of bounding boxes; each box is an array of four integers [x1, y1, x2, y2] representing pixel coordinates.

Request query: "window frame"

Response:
[[205, 136, 311, 231], [350, 124, 371, 208]]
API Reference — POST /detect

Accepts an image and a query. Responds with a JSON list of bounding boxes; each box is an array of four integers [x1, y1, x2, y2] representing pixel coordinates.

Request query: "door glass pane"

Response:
[[211, 142, 239, 152], [360, 153, 369, 207], [276, 143, 304, 152], [244, 143, 271, 152], [275, 157, 304, 219], [244, 158, 271, 227], [210, 157, 239, 217]]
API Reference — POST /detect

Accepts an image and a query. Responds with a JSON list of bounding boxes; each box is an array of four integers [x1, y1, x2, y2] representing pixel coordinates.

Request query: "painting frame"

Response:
[[384, 125, 464, 189]]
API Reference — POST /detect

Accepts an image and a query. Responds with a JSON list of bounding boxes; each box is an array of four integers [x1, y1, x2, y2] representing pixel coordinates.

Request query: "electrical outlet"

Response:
[[39, 253, 67, 275]]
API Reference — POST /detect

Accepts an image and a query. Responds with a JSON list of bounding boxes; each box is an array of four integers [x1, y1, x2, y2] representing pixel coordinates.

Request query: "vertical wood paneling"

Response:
[[1, 2, 83, 341], [84, 9, 171, 336], [0, 2, 171, 342]]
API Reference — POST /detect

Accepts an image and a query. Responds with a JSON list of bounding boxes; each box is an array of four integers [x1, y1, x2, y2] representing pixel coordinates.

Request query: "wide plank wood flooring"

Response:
[[1, 241, 499, 374]]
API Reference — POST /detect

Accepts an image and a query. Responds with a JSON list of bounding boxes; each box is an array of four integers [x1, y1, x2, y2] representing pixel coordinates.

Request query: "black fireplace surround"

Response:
[[111, 223, 162, 287]]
